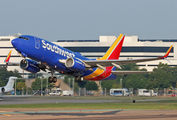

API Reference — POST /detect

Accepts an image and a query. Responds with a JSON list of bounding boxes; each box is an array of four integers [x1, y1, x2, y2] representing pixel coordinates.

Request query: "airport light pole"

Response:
[[105, 88, 106, 96], [69, 78, 70, 91], [120, 78, 122, 88], [22, 87, 23, 95], [72, 78, 74, 91], [41, 78, 42, 96], [46, 78, 48, 95], [15, 79, 16, 96]]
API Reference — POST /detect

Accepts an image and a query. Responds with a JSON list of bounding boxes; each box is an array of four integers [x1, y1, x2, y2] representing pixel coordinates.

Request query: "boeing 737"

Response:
[[5, 34, 173, 83]]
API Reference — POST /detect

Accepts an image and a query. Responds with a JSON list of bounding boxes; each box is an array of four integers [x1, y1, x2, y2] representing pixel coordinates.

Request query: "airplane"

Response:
[[0, 76, 32, 100], [6, 34, 173, 83], [0, 76, 17, 95], [0, 76, 17, 100]]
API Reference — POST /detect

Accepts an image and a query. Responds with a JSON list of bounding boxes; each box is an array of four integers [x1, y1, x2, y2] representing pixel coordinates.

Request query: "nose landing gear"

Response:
[[75, 76, 84, 82]]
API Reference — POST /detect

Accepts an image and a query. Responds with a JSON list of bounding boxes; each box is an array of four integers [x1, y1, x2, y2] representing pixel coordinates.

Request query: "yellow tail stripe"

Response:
[[165, 45, 173, 56], [7, 50, 12, 58], [5, 50, 12, 62], [84, 68, 104, 80], [97, 34, 123, 60]]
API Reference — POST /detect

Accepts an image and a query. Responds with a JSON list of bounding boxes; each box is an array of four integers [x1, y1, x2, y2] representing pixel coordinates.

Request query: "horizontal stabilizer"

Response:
[[5, 62, 19, 66], [111, 71, 152, 75]]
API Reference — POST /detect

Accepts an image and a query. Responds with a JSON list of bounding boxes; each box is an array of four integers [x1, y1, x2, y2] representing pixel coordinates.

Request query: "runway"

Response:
[[0, 109, 177, 120], [0, 97, 120, 104], [0, 97, 177, 120], [0, 97, 169, 105]]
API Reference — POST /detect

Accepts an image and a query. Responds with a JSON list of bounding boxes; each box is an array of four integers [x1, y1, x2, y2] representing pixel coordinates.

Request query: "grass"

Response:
[[1, 96, 177, 109]]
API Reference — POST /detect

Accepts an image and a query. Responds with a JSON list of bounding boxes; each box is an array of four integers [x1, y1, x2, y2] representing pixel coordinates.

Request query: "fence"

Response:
[[9, 88, 177, 97]]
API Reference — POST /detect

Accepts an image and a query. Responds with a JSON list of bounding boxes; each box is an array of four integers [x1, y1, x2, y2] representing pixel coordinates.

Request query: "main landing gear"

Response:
[[48, 70, 57, 83], [48, 76, 57, 83]]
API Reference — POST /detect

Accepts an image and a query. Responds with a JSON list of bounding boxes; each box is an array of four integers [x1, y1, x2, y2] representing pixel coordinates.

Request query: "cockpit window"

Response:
[[18, 37, 29, 40]]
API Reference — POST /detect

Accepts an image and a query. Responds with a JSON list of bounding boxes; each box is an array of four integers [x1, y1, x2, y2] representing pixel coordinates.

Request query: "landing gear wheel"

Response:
[[48, 77, 53, 83], [53, 77, 57, 83], [48, 76, 57, 83]]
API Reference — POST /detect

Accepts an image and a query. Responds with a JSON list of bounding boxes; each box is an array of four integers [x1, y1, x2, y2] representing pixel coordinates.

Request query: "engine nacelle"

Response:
[[20, 59, 40, 73], [65, 58, 85, 71], [1, 87, 5, 93]]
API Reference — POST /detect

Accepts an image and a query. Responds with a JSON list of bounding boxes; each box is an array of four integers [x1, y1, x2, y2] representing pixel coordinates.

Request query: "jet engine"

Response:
[[20, 59, 40, 73], [65, 58, 85, 71], [1, 87, 5, 93]]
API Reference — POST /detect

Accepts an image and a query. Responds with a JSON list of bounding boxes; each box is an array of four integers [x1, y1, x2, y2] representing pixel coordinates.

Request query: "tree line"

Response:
[[101, 62, 177, 90], [0, 67, 54, 92], [1, 61, 177, 92], [64, 62, 177, 91]]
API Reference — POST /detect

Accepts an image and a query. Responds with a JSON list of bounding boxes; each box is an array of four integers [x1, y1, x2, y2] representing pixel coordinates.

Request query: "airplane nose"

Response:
[[11, 39, 19, 48]]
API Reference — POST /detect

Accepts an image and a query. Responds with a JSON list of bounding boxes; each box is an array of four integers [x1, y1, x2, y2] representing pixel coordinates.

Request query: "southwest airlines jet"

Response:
[[6, 34, 173, 83]]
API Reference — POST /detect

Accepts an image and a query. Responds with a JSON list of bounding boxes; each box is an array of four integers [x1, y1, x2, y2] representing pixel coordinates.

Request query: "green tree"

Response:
[[121, 63, 139, 71], [85, 81, 98, 90], [31, 78, 54, 90], [146, 62, 172, 89], [170, 66, 177, 88], [0, 67, 21, 87], [101, 80, 117, 90], [16, 82, 27, 90], [112, 83, 122, 88], [123, 74, 148, 89]]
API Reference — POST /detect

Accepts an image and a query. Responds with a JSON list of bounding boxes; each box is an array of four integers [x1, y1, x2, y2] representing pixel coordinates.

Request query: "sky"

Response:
[[0, 0, 177, 41]]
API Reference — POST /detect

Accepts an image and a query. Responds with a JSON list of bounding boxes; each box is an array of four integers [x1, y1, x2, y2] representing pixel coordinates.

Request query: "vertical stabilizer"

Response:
[[4, 50, 12, 63], [5, 77, 17, 88], [98, 34, 125, 60]]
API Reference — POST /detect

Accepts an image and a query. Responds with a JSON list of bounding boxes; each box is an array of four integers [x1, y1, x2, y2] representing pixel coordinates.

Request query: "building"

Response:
[[55, 35, 176, 71], [0, 34, 176, 77]]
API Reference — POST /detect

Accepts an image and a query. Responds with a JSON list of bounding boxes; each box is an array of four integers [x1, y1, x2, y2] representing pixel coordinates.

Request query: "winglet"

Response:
[[159, 45, 173, 59], [4, 50, 12, 63]]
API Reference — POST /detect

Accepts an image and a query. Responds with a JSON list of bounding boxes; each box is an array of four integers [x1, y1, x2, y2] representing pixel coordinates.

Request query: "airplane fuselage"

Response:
[[11, 35, 116, 81]]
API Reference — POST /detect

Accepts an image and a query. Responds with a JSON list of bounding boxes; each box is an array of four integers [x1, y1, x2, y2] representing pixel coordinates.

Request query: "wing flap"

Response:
[[111, 71, 152, 75]]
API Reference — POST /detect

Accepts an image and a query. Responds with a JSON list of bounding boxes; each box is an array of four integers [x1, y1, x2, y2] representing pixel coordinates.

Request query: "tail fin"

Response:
[[4, 50, 12, 63], [98, 34, 125, 60], [163, 45, 173, 58], [5, 77, 17, 88]]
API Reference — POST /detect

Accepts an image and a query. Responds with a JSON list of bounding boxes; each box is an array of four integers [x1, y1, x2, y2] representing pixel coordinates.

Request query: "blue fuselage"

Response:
[[11, 35, 116, 80]]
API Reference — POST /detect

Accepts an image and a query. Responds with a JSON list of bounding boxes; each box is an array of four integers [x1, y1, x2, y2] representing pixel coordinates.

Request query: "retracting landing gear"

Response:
[[48, 70, 57, 83], [48, 76, 57, 83], [75, 76, 84, 82]]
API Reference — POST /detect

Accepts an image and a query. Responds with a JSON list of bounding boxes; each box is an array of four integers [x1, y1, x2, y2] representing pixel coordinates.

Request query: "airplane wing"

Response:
[[83, 45, 173, 69], [111, 71, 152, 75], [4, 51, 48, 72]]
